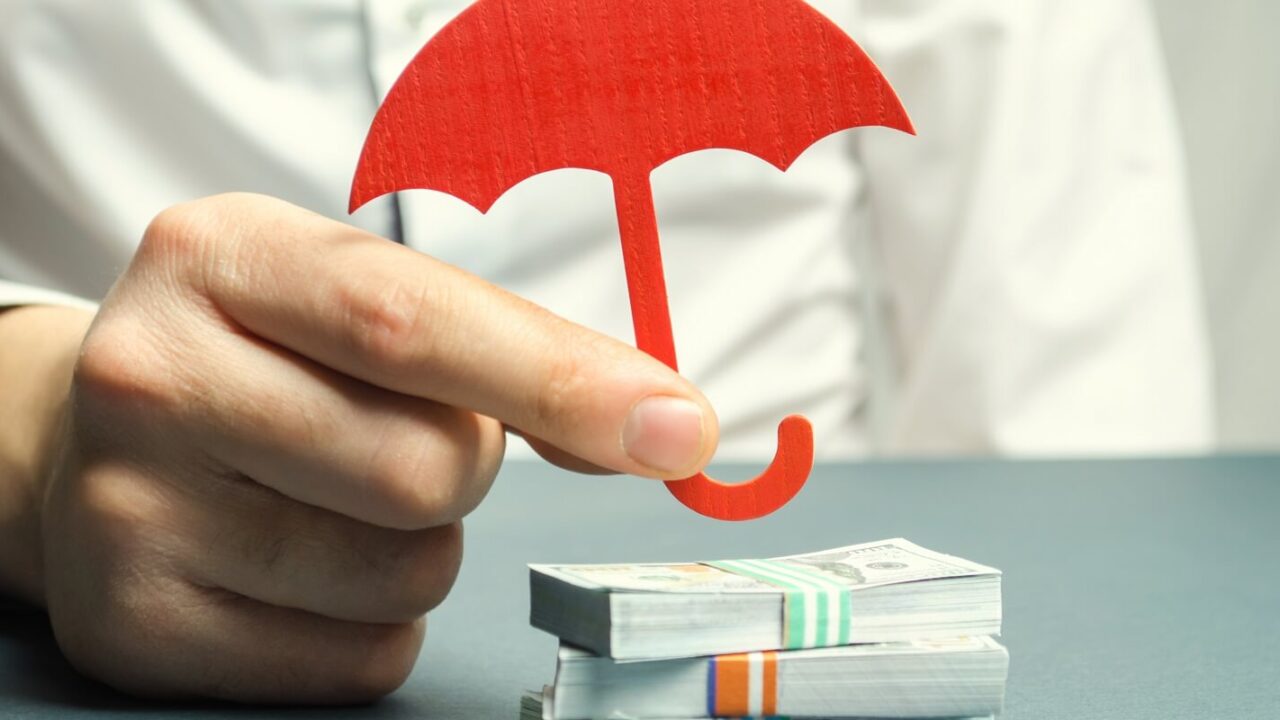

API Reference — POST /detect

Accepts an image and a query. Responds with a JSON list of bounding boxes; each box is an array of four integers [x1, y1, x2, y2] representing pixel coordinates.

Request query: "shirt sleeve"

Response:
[[0, 280, 98, 313], [853, 0, 1214, 455]]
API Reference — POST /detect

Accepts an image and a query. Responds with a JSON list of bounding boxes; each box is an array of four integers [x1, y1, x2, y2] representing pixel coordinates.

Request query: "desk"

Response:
[[2, 456, 1278, 719]]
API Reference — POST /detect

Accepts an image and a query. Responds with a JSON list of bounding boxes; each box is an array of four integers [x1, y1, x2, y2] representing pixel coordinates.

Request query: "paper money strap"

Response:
[[708, 650, 779, 718], [706, 559, 852, 650]]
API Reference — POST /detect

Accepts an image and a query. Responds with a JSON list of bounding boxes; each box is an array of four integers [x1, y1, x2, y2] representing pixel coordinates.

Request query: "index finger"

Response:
[[164, 193, 719, 479]]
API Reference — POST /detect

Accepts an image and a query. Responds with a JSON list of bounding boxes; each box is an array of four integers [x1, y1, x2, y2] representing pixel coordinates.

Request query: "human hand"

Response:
[[36, 193, 717, 702]]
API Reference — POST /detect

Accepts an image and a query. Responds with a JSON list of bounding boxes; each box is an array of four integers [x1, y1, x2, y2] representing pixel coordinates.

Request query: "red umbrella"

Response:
[[350, 0, 913, 521]]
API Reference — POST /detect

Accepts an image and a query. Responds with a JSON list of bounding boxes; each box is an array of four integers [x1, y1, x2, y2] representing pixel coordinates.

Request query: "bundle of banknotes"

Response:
[[523, 538, 1008, 719]]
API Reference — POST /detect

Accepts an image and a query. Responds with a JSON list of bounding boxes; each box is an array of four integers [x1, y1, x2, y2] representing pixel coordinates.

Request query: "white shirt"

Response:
[[0, 0, 1213, 458]]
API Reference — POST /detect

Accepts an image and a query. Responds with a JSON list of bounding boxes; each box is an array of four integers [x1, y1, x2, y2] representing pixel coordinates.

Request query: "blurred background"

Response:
[[0, 0, 1275, 454], [1150, 1, 1280, 450]]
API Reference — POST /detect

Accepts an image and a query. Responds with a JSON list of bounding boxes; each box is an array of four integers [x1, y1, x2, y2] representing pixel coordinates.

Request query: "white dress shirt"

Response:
[[0, 0, 1213, 458]]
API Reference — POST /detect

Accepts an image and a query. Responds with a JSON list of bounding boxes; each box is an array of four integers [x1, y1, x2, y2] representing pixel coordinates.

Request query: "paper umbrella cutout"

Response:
[[350, 0, 914, 520]]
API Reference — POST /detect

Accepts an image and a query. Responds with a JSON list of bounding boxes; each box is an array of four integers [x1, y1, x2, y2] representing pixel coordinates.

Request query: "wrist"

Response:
[[0, 304, 94, 604]]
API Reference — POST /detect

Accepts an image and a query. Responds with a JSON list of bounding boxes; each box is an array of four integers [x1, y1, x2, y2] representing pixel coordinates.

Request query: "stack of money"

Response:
[[524, 539, 1008, 719]]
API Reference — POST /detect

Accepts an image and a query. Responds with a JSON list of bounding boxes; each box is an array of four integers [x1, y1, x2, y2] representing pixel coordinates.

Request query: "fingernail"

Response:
[[622, 396, 705, 474]]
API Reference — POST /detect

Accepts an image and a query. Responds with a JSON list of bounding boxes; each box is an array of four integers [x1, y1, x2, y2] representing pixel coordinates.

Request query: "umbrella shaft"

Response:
[[613, 172, 679, 371]]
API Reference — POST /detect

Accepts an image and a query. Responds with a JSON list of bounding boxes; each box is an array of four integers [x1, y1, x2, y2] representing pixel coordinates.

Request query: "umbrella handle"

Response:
[[613, 171, 814, 521], [666, 415, 814, 521]]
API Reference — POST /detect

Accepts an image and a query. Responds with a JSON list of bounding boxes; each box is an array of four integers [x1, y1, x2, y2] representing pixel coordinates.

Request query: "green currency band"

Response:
[[705, 559, 852, 650]]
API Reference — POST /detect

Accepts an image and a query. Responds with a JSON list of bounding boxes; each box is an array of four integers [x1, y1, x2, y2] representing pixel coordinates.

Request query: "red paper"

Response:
[[350, 0, 914, 520]]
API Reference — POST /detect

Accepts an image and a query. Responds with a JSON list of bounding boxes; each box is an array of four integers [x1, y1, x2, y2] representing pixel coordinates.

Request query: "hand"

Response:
[[31, 193, 717, 703]]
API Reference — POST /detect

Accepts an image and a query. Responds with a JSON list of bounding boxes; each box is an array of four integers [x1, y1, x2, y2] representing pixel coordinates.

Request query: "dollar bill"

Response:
[[536, 538, 999, 594]]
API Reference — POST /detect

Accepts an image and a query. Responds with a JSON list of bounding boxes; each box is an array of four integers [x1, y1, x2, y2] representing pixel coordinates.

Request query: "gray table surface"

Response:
[[2, 455, 1278, 719]]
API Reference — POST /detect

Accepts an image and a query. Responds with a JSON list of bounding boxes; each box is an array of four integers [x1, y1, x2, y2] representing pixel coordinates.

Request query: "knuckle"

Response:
[[407, 464, 472, 528], [74, 319, 184, 416], [47, 476, 187, 689], [140, 203, 193, 251], [76, 470, 155, 542], [375, 464, 465, 531], [340, 621, 424, 700], [139, 193, 274, 294], [55, 580, 234, 700], [52, 590, 169, 698], [224, 482, 307, 574], [532, 347, 594, 433], [361, 446, 443, 530], [74, 322, 147, 394], [386, 523, 464, 617], [139, 200, 214, 267], [367, 410, 499, 530], [340, 274, 436, 375], [70, 468, 182, 575]]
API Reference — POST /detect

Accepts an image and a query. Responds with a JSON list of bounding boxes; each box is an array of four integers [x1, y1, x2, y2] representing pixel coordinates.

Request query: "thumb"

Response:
[[496, 320, 720, 479]]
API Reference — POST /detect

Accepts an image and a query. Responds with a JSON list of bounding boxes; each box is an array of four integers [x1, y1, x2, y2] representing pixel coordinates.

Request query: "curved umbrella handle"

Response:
[[665, 414, 814, 520], [613, 170, 814, 521]]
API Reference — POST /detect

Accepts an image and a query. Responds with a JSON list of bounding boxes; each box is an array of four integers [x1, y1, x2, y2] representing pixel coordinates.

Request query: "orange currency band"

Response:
[[710, 651, 779, 717]]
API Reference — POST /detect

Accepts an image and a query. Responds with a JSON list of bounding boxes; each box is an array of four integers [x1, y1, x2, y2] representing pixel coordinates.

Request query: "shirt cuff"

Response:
[[0, 281, 99, 313]]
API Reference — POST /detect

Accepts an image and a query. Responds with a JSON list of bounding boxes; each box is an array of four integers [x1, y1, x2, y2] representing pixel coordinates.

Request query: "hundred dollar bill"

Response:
[[521, 636, 1008, 719], [541, 538, 996, 593], [530, 538, 1001, 660]]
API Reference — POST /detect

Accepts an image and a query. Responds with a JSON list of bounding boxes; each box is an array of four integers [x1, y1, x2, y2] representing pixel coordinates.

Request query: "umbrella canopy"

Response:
[[351, 0, 911, 211], [351, 0, 913, 520]]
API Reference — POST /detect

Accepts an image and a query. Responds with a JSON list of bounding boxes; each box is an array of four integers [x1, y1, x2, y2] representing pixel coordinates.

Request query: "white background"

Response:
[[1152, 1, 1280, 449]]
